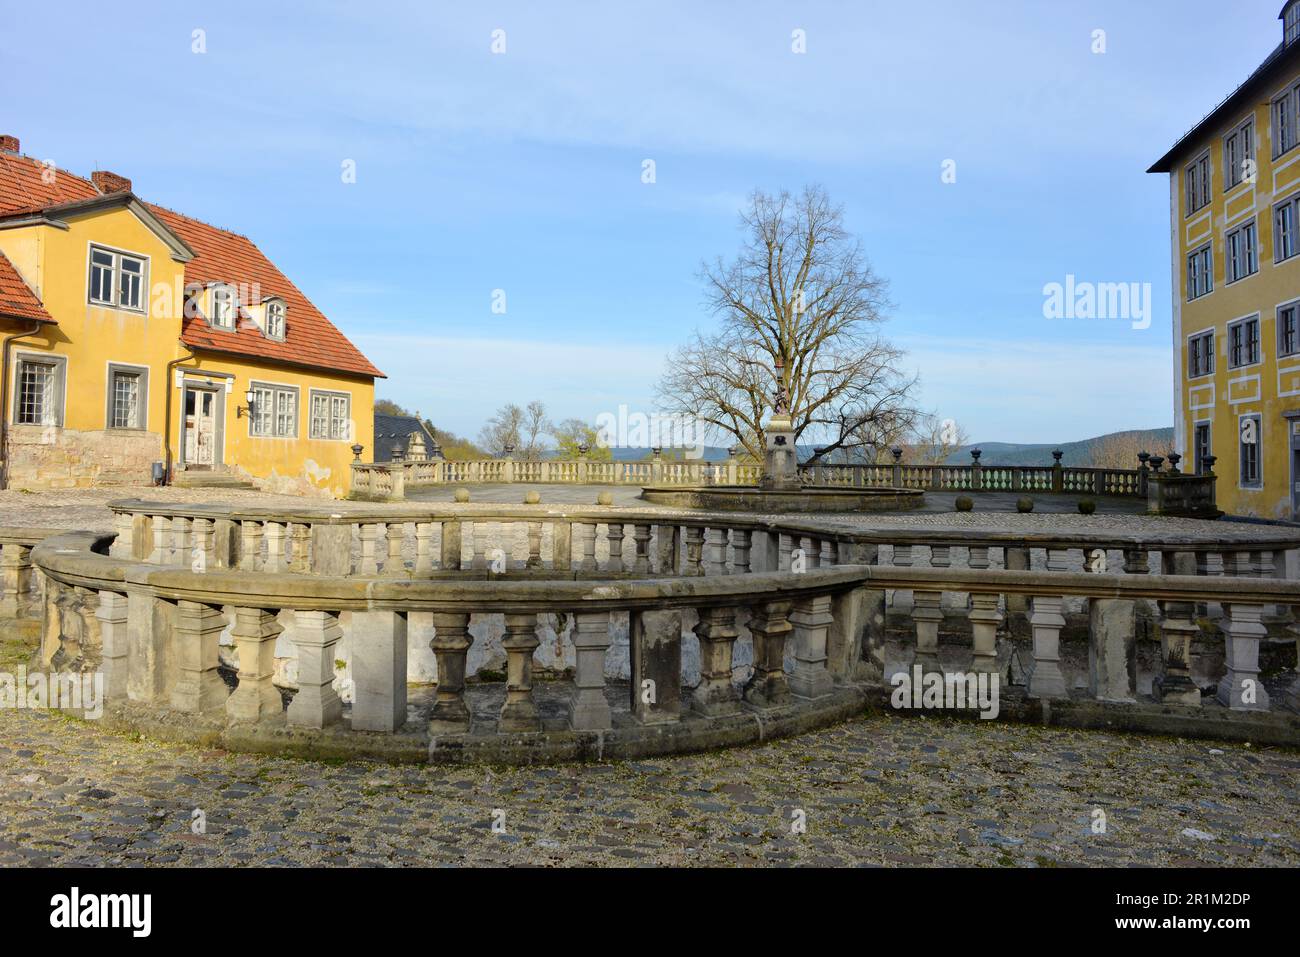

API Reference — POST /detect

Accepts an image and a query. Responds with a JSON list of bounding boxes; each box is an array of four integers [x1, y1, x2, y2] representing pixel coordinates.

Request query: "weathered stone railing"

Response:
[[0, 526, 49, 626], [11, 499, 1300, 762]]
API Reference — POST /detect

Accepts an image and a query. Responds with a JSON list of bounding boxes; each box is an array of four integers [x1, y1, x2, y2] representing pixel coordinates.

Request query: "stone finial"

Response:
[[1203, 454, 1217, 473], [651, 446, 662, 458], [390, 441, 405, 462], [429, 440, 443, 459], [727, 446, 739, 459], [970, 448, 982, 463], [502, 444, 515, 457], [1052, 449, 1063, 463], [1167, 451, 1182, 475], [890, 447, 903, 462], [1138, 451, 1150, 467], [351, 443, 364, 462], [1148, 455, 1164, 472], [577, 443, 589, 457]]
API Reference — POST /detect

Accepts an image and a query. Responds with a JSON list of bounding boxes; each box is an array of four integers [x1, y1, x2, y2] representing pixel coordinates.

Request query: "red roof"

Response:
[[0, 251, 54, 324], [0, 151, 382, 378]]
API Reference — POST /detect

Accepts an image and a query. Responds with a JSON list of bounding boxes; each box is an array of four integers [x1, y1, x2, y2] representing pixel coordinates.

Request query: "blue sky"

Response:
[[2, 0, 1285, 442]]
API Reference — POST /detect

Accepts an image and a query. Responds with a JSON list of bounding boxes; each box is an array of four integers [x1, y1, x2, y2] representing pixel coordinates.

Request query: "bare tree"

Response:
[[478, 401, 551, 460], [1090, 430, 1166, 470], [657, 186, 915, 462], [551, 418, 612, 461], [906, 413, 970, 465]]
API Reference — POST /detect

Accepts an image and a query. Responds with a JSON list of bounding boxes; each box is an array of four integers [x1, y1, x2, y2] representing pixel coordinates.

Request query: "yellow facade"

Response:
[[1156, 14, 1300, 520], [0, 203, 374, 497]]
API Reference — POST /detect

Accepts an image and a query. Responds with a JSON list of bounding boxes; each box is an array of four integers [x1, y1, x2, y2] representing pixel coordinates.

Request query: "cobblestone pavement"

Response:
[[1, 701, 1296, 867]]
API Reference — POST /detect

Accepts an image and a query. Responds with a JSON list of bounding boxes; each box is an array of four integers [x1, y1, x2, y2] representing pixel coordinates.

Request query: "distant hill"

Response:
[[942, 428, 1174, 467]]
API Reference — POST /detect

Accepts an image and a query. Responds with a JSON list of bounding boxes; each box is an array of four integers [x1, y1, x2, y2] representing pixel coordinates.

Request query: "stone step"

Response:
[[172, 472, 255, 490]]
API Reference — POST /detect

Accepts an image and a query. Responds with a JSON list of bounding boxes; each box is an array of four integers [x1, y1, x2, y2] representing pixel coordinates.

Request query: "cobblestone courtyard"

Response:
[[1, 701, 1296, 867]]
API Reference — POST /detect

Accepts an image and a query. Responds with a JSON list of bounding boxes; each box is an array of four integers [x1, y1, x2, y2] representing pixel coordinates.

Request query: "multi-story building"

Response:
[[1150, 1, 1300, 519], [0, 135, 382, 497]]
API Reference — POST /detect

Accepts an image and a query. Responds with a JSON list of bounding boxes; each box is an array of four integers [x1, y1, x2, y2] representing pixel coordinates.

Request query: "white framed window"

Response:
[[250, 382, 298, 438], [1239, 413, 1262, 489], [1187, 329, 1214, 378], [1275, 85, 1300, 159], [264, 298, 286, 340], [13, 353, 66, 427], [1186, 242, 1213, 300], [106, 363, 148, 430], [1227, 315, 1261, 369], [1184, 153, 1211, 215], [209, 284, 236, 329], [1224, 119, 1255, 189], [1226, 219, 1258, 283], [87, 244, 147, 311], [1279, 300, 1300, 358], [309, 389, 351, 440], [1275, 195, 1300, 262]]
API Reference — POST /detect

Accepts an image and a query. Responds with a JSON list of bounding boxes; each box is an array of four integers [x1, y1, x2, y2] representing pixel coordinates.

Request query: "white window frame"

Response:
[[1275, 194, 1300, 263], [1184, 151, 1211, 216], [86, 244, 148, 313], [1226, 218, 1258, 283], [105, 362, 149, 430], [209, 284, 237, 330], [1238, 412, 1263, 490], [249, 380, 298, 438], [1274, 85, 1299, 159], [264, 298, 287, 341], [1224, 118, 1255, 190], [308, 388, 352, 441], [1186, 242, 1213, 300], [1187, 329, 1215, 379], [11, 351, 67, 427], [1227, 314, 1262, 369], [1280, 298, 1300, 358]]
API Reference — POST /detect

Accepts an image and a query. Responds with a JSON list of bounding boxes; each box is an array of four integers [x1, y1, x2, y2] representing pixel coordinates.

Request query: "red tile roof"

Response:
[[0, 251, 54, 324], [0, 151, 382, 378]]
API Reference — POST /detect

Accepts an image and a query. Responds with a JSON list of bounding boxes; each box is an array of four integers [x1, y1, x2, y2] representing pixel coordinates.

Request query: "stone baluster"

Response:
[[226, 607, 284, 722], [1046, 548, 1070, 572], [441, 519, 462, 571], [968, 545, 990, 570], [892, 543, 914, 614], [1027, 595, 1067, 698], [500, 613, 541, 731], [187, 518, 213, 573], [606, 523, 626, 573], [94, 590, 129, 702], [0, 543, 32, 619], [286, 610, 344, 728], [263, 521, 287, 573], [288, 522, 311, 573], [930, 544, 951, 569], [730, 529, 752, 574], [777, 533, 793, 572], [351, 611, 409, 731], [384, 522, 406, 576], [692, 606, 741, 715], [428, 612, 473, 730], [552, 520, 573, 571], [1154, 550, 1200, 706], [684, 526, 704, 576], [110, 511, 133, 559], [238, 520, 263, 571], [968, 592, 1002, 674], [1123, 547, 1149, 575], [1216, 603, 1270, 711], [570, 611, 613, 730], [172, 600, 227, 713], [789, 594, 835, 698], [580, 523, 598, 572], [526, 521, 544, 569], [705, 528, 728, 575], [169, 516, 191, 565], [632, 524, 652, 575], [149, 515, 170, 564], [744, 600, 792, 707], [414, 523, 435, 575], [910, 589, 943, 675], [358, 523, 383, 575]]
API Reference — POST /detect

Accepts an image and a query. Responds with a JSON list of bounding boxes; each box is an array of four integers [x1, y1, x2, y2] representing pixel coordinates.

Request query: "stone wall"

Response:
[[5, 426, 160, 489]]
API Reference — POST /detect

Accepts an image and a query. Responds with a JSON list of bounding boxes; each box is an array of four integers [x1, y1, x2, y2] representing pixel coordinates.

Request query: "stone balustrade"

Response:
[[7, 500, 1300, 762]]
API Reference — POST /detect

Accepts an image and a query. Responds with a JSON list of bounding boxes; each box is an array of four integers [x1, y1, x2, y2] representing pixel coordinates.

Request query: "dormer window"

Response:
[[1287, 1, 1300, 44], [264, 298, 286, 340], [210, 284, 236, 330]]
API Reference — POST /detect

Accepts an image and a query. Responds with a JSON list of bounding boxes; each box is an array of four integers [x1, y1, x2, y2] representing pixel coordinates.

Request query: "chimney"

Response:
[[0, 135, 18, 153], [91, 170, 132, 194]]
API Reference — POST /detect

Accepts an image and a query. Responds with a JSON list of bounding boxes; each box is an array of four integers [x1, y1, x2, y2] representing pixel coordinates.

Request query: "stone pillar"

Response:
[[910, 589, 944, 675], [126, 589, 173, 705], [171, 600, 227, 714], [358, 523, 383, 575], [1154, 550, 1201, 706], [428, 611, 473, 730], [132, 513, 153, 561], [730, 529, 752, 574], [580, 523, 598, 572], [0, 543, 32, 618], [605, 523, 625, 573], [656, 524, 681, 574], [109, 511, 133, 559], [1088, 598, 1137, 703], [149, 515, 170, 564], [630, 608, 682, 723], [441, 520, 462, 571], [499, 613, 541, 732], [789, 594, 835, 699], [311, 523, 351, 576], [632, 525, 652, 575], [968, 546, 990, 570], [968, 592, 1002, 674], [1004, 545, 1030, 615], [553, 520, 572, 571], [1216, 603, 1270, 711], [413, 522, 434, 574], [192, 518, 215, 573], [684, 526, 705, 575], [570, 611, 613, 730], [705, 529, 728, 575], [226, 607, 283, 722], [350, 610, 408, 731], [1027, 595, 1067, 698], [526, 522, 543, 569], [288, 522, 311, 573], [212, 518, 238, 569], [263, 521, 287, 573], [744, 601, 792, 706], [891, 543, 914, 615], [94, 590, 129, 702], [238, 520, 262, 571], [692, 606, 741, 715], [286, 610, 344, 729], [383, 522, 406, 575]]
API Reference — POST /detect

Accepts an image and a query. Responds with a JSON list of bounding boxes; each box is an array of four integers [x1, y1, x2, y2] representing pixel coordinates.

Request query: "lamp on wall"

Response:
[[236, 387, 256, 419]]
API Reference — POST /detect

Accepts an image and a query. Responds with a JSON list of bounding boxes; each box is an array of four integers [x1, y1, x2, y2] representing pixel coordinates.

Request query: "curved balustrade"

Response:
[[7, 498, 1300, 762]]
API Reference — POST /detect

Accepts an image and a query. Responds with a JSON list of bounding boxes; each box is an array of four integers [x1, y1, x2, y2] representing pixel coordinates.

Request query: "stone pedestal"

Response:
[[789, 594, 834, 699], [760, 413, 800, 491], [570, 611, 613, 730], [968, 592, 1002, 674], [171, 600, 227, 714], [1216, 604, 1270, 711], [630, 609, 682, 723], [744, 601, 792, 706], [350, 610, 408, 731], [1088, 598, 1137, 703], [286, 610, 344, 728], [226, 607, 283, 722], [428, 611, 472, 730], [692, 606, 741, 715], [1027, 595, 1067, 698], [499, 613, 541, 732], [1153, 619, 1202, 707]]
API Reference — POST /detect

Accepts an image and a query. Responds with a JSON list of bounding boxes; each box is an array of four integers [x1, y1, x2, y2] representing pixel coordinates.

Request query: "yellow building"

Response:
[[1150, 2, 1300, 519], [0, 135, 381, 498]]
